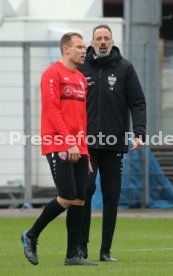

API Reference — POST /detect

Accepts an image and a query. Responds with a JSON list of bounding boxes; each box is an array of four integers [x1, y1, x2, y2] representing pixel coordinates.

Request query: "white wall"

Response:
[[28, 0, 102, 18], [5, 0, 102, 17], [0, 17, 123, 46]]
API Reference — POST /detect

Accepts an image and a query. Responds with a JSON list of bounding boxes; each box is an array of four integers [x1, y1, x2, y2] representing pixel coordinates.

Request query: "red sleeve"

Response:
[[41, 69, 76, 146]]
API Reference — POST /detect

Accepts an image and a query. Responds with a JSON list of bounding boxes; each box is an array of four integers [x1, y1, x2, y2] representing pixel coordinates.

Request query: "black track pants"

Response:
[[79, 148, 123, 253]]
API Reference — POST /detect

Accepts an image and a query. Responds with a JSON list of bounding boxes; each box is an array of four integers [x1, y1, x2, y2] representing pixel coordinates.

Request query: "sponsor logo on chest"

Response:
[[61, 84, 85, 101], [63, 86, 73, 96]]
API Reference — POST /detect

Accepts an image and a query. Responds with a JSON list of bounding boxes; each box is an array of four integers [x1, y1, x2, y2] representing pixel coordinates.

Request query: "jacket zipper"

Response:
[[96, 69, 102, 148]]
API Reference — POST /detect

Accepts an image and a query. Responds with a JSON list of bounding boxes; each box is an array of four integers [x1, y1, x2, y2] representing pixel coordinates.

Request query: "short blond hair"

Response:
[[60, 32, 83, 54]]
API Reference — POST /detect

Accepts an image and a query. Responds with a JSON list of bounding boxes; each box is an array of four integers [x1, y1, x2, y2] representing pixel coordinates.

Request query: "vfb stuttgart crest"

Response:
[[108, 75, 117, 86], [58, 151, 67, 160]]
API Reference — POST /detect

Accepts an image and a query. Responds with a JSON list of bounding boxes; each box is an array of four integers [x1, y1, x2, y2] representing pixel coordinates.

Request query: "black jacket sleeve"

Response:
[[125, 63, 147, 142]]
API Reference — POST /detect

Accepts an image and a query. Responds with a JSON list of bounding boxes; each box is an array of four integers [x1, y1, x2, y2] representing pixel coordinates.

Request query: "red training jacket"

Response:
[[40, 61, 88, 156]]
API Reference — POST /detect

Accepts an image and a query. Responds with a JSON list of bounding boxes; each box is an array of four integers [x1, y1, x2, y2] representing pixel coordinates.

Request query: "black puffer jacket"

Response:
[[78, 46, 146, 153]]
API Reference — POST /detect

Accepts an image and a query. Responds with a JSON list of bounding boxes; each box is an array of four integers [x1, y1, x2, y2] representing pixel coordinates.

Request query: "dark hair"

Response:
[[60, 32, 83, 54], [92, 25, 112, 39]]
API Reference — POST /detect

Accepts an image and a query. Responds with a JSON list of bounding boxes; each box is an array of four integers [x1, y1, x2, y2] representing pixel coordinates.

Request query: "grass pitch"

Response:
[[0, 215, 173, 276]]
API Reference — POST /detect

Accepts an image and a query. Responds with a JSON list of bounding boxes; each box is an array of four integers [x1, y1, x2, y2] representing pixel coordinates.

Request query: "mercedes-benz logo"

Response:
[[63, 86, 72, 96]]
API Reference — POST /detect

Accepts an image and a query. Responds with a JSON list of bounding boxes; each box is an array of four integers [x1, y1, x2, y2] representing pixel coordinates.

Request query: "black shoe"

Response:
[[21, 231, 38, 265], [64, 256, 97, 266], [100, 252, 118, 262], [78, 244, 88, 259]]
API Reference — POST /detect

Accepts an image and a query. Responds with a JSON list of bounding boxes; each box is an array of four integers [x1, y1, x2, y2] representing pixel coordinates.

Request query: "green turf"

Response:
[[0, 216, 173, 276]]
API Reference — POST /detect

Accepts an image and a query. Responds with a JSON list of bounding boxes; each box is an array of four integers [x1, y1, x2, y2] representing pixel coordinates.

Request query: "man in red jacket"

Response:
[[21, 32, 96, 266]]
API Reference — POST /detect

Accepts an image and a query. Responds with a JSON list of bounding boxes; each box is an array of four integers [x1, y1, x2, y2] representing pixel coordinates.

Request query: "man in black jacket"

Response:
[[78, 25, 146, 262]]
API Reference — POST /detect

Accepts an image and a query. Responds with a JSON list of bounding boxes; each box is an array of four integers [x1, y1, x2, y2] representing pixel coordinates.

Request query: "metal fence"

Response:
[[0, 41, 59, 207], [0, 40, 173, 208]]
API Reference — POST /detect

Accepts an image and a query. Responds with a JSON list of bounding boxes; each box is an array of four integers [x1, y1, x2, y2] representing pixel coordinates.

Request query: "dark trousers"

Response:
[[79, 148, 123, 253]]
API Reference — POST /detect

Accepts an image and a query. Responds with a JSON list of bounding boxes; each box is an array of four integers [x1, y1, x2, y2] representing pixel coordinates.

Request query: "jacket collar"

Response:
[[85, 45, 122, 67]]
